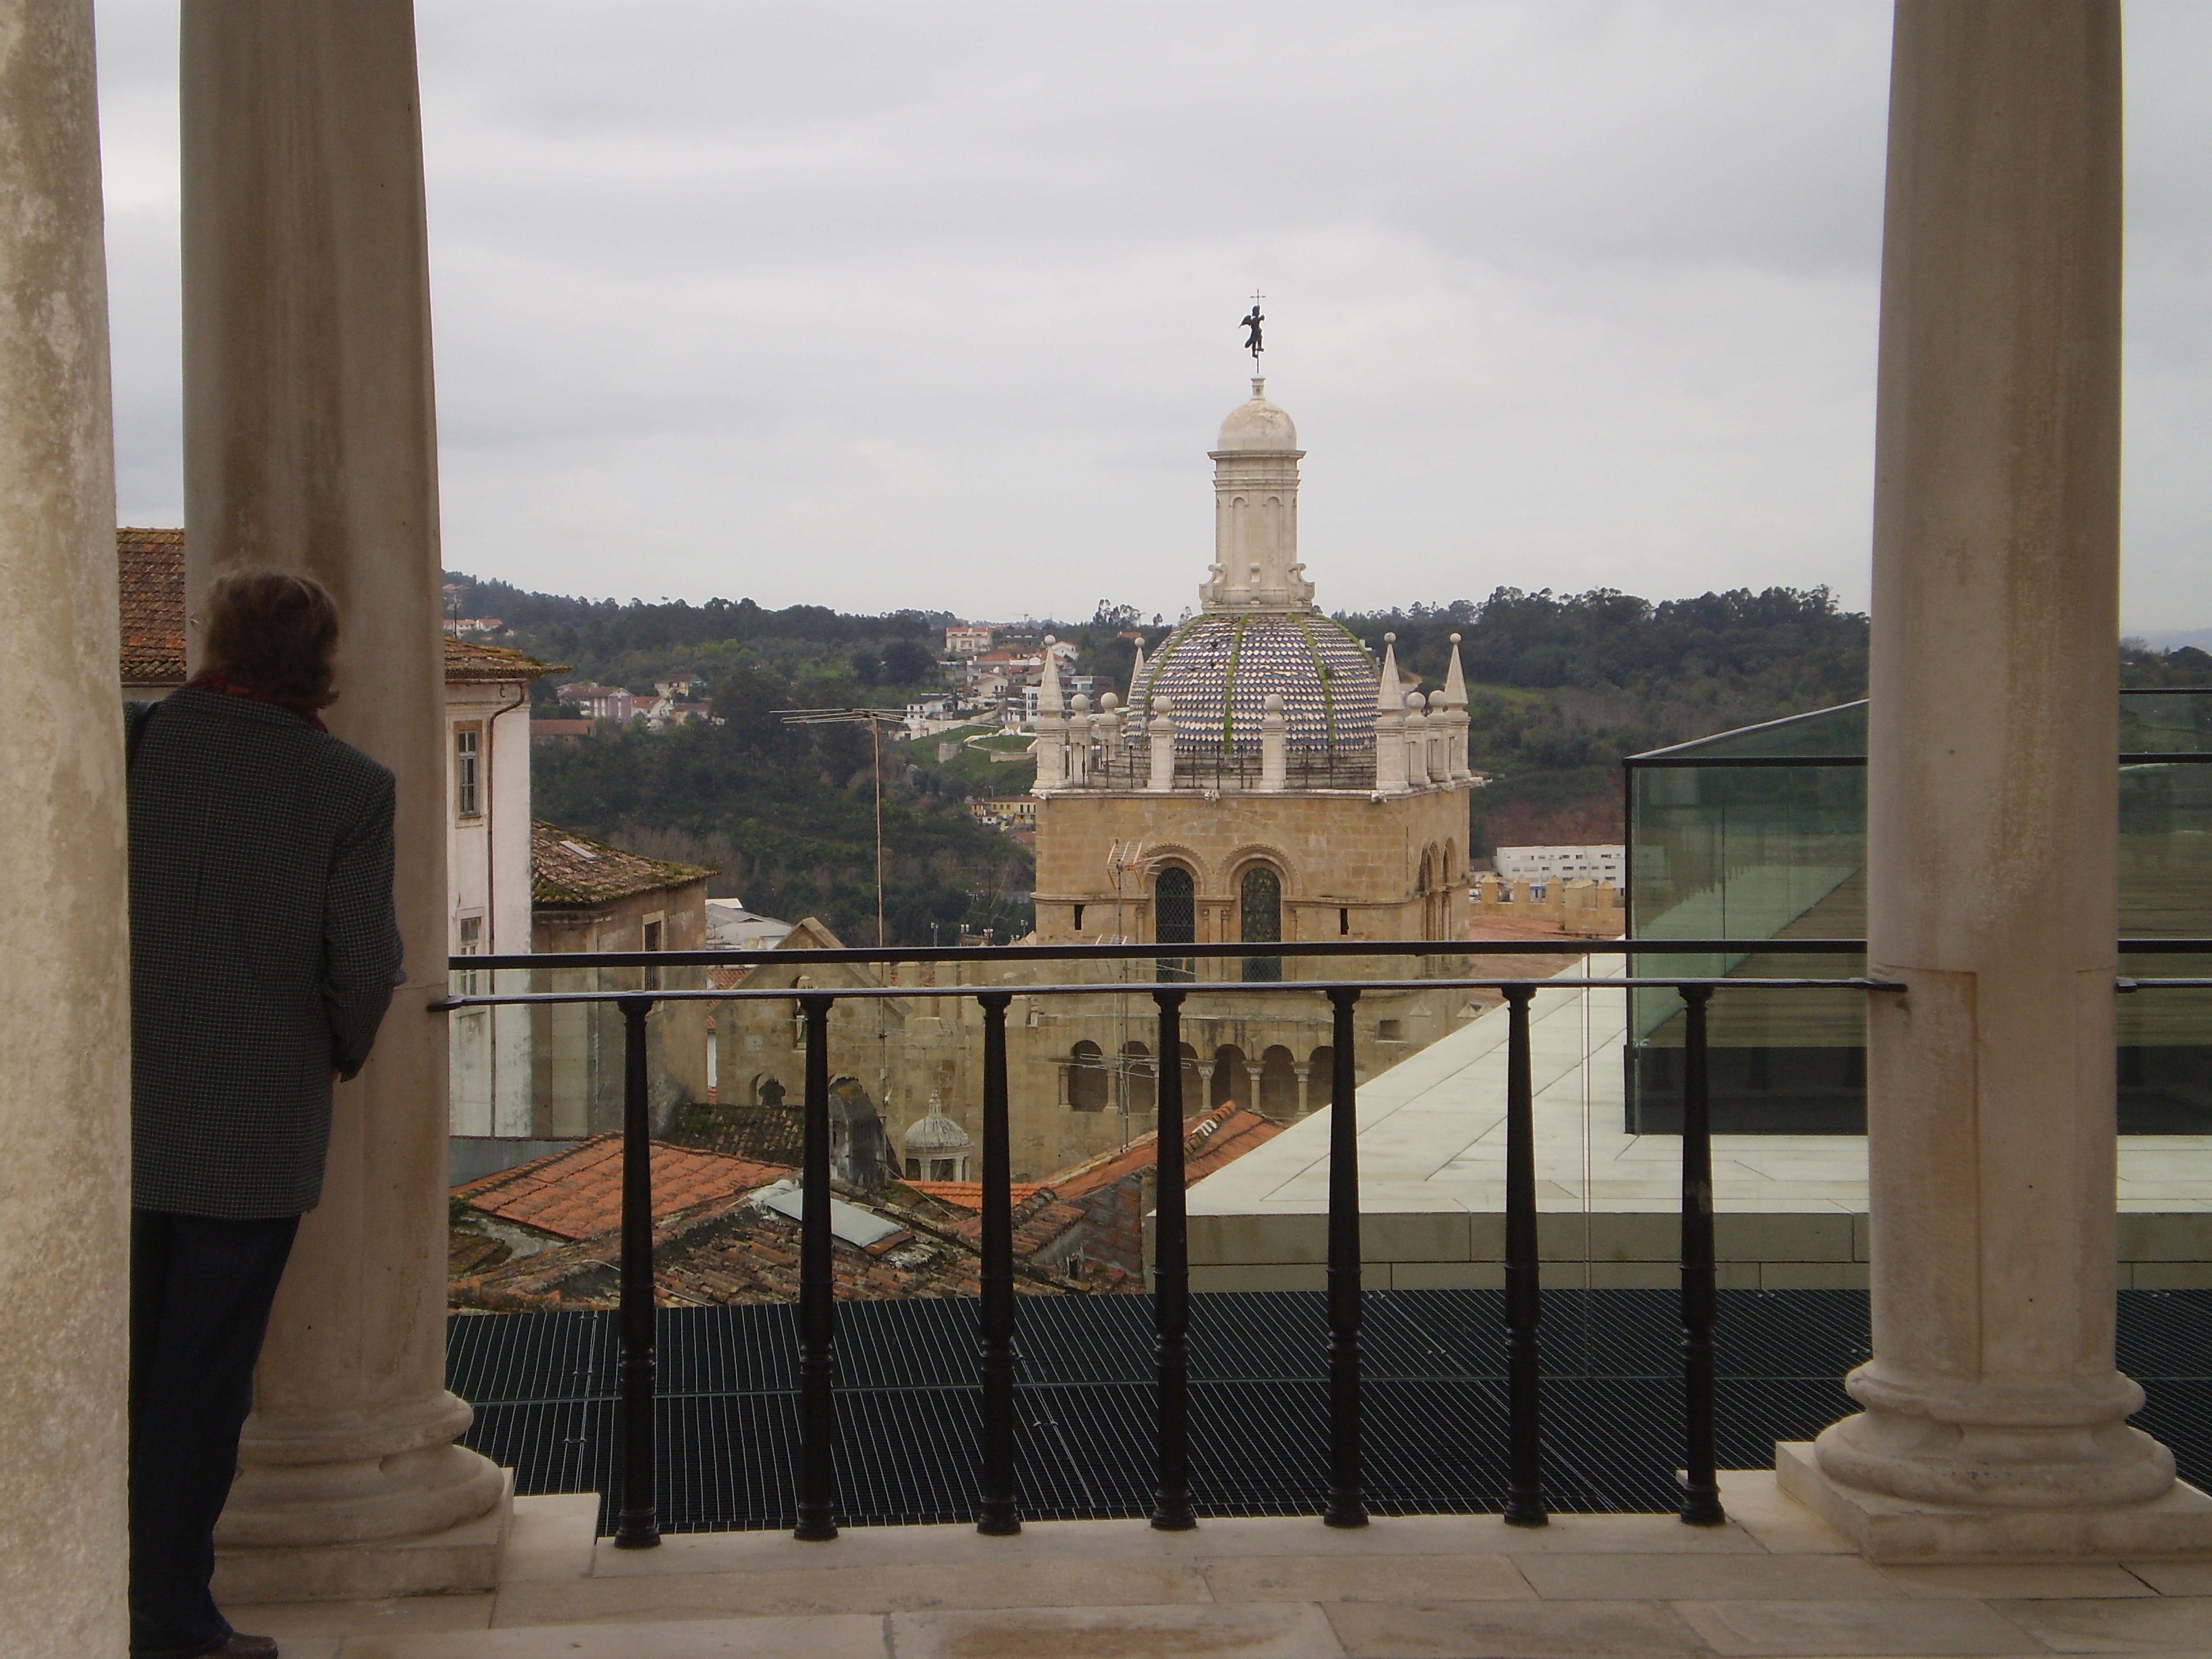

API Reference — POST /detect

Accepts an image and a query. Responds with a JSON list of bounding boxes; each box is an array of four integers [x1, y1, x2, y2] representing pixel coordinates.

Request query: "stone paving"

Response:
[[230, 1476, 2212, 1658]]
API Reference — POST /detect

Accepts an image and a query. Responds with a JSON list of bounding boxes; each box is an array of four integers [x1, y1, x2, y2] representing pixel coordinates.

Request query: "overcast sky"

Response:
[[94, 1, 2211, 630]]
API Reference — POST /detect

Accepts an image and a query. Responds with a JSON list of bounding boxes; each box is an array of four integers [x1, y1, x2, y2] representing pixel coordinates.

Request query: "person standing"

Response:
[[126, 569, 404, 1659]]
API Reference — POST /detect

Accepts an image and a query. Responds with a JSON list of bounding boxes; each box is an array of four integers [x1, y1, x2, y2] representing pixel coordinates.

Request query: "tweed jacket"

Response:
[[127, 687, 404, 1218]]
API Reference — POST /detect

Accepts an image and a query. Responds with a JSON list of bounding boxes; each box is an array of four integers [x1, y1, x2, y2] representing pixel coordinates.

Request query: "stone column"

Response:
[[1780, 0, 2212, 1560], [181, 1, 508, 1599], [0, 3, 129, 1647]]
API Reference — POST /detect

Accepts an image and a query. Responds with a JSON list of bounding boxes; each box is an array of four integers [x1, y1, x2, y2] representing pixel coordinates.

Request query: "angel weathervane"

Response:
[[1240, 293, 1265, 359]]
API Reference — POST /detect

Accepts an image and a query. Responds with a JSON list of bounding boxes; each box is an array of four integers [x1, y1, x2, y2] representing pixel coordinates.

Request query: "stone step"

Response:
[[228, 1479, 2212, 1659]]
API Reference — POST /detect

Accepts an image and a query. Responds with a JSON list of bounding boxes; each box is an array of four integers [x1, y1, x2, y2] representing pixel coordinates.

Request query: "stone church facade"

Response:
[[715, 377, 1480, 1180]]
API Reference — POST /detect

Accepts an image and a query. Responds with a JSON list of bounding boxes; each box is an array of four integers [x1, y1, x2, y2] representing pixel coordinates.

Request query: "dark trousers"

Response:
[[130, 1208, 300, 1659]]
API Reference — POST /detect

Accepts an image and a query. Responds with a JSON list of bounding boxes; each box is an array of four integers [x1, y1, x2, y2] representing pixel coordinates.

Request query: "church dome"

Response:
[[903, 1094, 970, 1155], [1214, 379, 1299, 453], [1131, 611, 1378, 758]]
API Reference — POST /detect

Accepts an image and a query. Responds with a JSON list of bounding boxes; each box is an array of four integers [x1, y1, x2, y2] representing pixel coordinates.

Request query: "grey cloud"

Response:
[[96, 0, 2210, 627]]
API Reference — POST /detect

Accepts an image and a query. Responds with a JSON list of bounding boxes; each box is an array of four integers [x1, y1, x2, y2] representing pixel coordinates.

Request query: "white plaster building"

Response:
[[1492, 844, 1626, 887], [443, 661, 546, 1137]]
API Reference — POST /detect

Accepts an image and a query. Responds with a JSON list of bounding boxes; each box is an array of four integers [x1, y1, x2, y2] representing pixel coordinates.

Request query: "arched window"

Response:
[[1211, 1044, 1247, 1109], [757, 1076, 787, 1108], [1122, 1041, 1155, 1116], [1069, 1040, 1107, 1111], [1155, 864, 1195, 981], [1240, 864, 1282, 982], [1259, 1046, 1299, 1118], [1307, 1046, 1336, 1115]]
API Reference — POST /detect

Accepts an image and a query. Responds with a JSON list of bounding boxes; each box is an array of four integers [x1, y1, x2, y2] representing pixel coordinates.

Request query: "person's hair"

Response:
[[201, 567, 342, 714]]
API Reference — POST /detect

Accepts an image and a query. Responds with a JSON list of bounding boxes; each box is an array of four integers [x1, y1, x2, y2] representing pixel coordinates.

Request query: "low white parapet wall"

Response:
[[1177, 955, 2212, 1290]]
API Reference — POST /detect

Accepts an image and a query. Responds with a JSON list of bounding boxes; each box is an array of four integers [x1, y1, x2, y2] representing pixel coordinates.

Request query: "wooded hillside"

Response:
[[459, 571, 2206, 943]]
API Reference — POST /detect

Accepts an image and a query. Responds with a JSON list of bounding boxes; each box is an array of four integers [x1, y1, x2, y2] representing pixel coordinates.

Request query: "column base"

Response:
[[1777, 1442, 2212, 1563], [212, 1471, 514, 1603]]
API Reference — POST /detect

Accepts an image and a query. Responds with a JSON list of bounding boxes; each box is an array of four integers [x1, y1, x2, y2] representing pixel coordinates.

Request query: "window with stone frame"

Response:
[[453, 722, 483, 819]]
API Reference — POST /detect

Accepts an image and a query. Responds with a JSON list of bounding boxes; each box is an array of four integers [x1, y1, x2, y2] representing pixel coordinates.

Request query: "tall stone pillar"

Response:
[[1780, 0, 2212, 1560], [181, 1, 509, 1598], [0, 3, 129, 1647]]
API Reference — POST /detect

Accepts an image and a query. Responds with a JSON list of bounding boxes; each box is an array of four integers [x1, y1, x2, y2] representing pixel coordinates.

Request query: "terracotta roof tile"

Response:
[[1042, 1101, 1285, 1199], [533, 821, 713, 907], [903, 1181, 1046, 1212], [443, 636, 567, 682], [448, 1179, 1117, 1309], [455, 1134, 787, 1241], [113, 527, 565, 686], [119, 527, 186, 682]]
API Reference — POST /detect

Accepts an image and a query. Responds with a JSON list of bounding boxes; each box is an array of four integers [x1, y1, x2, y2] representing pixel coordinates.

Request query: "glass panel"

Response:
[[1629, 754, 1866, 1132], [2121, 691, 2212, 755], [1640, 701, 1867, 761], [2121, 756, 2212, 1130], [1628, 691, 2212, 1134]]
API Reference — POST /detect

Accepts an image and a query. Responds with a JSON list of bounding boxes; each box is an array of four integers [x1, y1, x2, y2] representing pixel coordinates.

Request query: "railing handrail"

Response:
[[435, 975, 1908, 1010], [447, 937, 1851, 971], [446, 932, 2212, 1546], [447, 936, 2209, 973]]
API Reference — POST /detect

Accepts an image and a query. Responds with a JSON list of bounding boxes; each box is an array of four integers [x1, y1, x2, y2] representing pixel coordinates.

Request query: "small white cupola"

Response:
[[901, 1094, 972, 1182]]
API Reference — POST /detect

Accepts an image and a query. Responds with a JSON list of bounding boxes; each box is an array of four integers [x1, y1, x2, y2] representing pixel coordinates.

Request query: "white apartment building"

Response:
[[1490, 843, 1626, 886]]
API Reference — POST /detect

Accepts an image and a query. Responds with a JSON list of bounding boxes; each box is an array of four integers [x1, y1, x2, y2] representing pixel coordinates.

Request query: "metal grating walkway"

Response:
[[448, 1288, 2212, 1535]]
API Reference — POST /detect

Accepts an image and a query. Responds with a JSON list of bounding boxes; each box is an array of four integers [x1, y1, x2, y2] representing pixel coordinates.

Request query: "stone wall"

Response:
[[1471, 872, 1624, 937]]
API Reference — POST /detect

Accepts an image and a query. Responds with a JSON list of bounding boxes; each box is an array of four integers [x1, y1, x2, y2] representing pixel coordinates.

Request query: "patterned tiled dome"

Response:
[[1130, 611, 1378, 758]]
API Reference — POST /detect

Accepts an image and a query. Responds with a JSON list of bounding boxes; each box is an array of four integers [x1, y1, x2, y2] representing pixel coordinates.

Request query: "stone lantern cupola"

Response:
[[1202, 377, 1313, 613], [902, 1093, 972, 1181]]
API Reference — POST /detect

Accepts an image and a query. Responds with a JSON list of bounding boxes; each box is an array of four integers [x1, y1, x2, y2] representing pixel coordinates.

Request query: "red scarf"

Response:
[[186, 669, 329, 732]]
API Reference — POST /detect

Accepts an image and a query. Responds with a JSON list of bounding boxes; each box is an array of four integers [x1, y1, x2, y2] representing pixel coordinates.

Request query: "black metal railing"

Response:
[[1080, 747, 1382, 792], [438, 935, 2207, 1545]]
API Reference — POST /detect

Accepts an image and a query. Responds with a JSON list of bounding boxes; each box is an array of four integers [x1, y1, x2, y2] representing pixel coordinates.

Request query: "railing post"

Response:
[[1679, 984, 1725, 1525], [975, 991, 1021, 1535], [1324, 987, 1368, 1528], [1151, 986, 1196, 1530], [795, 992, 839, 1541], [613, 995, 661, 1549], [1501, 983, 1548, 1527]]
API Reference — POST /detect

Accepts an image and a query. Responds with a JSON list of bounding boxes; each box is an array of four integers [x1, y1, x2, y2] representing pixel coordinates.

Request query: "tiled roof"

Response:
[[454, 1134, 786, 1241], [448, 1173, 1119, 1311], [946, 1185, 1090, 1261], [1042, 1101, 1286, 1200], [443, 636, 567, 682], [670, 1101, 805, 1165], [533, 821, 712, 907], [113, 527, 565, 686], [905, 1181, 1046, 1211], [119, 527, 187, 682]]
